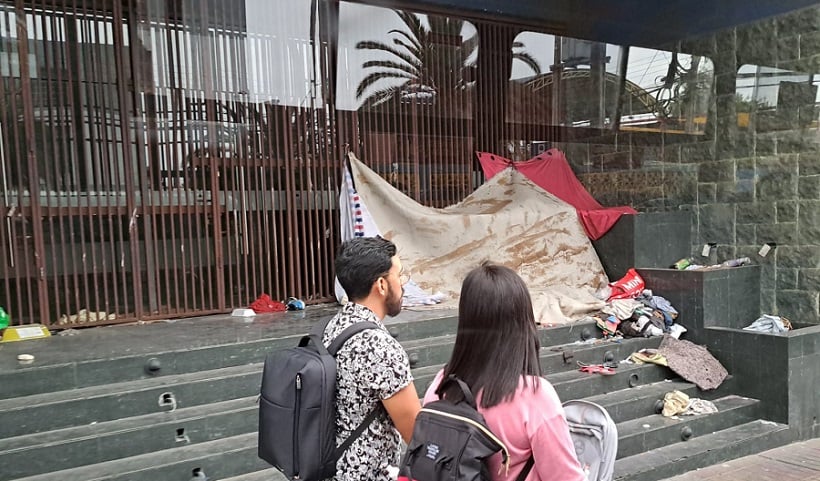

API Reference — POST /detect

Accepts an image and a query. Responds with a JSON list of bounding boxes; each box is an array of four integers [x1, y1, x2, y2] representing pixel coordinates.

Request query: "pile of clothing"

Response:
[[589, 268, 686, 339], [249, 294, 287, 313], [590, 290, 685, 339], [661, 390, 719, 417], [743, 314, 793, 334]]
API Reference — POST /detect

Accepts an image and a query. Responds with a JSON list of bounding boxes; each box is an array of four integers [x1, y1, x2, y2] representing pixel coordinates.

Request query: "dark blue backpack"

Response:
[[258, 318, 381, 481]]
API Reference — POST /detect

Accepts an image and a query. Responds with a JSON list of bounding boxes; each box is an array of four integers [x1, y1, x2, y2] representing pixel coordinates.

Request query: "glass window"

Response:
[[335, 3, 479, 206], [736, 64, 819, 131], [506, 34, 713, 138], [507, 32, 624, 132], [336, 3, 477, 112], [621, 47, 713, 134]]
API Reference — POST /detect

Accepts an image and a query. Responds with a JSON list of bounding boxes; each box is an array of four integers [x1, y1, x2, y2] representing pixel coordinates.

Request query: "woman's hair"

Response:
[[441, 261, 542, 408]]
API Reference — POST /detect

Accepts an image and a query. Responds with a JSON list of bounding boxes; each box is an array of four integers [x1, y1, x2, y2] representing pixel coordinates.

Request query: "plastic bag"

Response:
[[607, 268, 645, 301]]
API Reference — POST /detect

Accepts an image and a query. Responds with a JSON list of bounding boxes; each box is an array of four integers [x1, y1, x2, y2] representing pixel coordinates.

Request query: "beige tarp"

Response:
[[348, 153, 608, 325]]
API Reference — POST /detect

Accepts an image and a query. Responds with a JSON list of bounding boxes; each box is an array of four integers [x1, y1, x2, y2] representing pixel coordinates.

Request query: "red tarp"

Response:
[[476, 149, 637, 240]]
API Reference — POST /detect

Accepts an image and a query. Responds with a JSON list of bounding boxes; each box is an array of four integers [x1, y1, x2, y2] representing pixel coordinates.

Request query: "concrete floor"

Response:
[[660, 437, 820, 481]]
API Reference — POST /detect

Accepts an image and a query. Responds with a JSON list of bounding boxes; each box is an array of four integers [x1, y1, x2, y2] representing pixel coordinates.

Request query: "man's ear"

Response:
[[371, 277, 385, 297]]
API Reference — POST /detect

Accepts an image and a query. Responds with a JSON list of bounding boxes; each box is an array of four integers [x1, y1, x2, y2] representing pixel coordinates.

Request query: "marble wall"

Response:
[[556, 6, 820, 325]]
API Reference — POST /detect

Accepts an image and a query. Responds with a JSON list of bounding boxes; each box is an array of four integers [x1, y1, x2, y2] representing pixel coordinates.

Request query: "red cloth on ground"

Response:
[[476, 149, 637, 240], [250, 294, 287, 313]]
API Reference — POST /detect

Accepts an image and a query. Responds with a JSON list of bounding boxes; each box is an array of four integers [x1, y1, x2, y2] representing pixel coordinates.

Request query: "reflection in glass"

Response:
[[736, 64, 819, 131]]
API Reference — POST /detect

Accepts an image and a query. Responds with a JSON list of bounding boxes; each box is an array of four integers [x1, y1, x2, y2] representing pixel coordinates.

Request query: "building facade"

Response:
[[1, 0, 818, 327]]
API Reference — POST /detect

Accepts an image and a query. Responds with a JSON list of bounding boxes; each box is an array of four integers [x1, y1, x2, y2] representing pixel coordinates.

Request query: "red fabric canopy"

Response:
[[476, 149, 637, 240]]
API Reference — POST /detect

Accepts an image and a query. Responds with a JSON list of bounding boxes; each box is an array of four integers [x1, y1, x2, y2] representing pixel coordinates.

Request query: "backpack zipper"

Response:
[[419, 407, 511, 473], [294, 373, 302, 477]]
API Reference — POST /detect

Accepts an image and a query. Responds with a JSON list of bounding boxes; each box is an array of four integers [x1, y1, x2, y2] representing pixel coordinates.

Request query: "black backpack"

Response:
[[258, 317, 382, 481], [398, 375, 533, 481]]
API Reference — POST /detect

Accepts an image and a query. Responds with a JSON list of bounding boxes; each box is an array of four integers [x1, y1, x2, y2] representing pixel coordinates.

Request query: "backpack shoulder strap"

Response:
[[325, 320, 384, 465], [326, 321, 381, 356], [516, 455, 534, 481], [332, 402, 383, 462], [436, 375, 478, 408]]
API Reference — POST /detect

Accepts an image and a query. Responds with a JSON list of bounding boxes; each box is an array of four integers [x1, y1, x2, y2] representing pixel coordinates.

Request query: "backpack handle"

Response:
[[437, 375, 478, 409]]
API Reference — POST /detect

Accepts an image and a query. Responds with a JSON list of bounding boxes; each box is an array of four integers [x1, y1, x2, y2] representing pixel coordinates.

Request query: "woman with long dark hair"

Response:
[[423, 262, 586, 481]]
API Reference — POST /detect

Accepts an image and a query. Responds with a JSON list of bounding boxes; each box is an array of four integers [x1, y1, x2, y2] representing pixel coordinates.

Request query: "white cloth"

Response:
[[682, 398, 719, 416], [345, 153, 608, 324], [336, 164, 445, 307], [743, 315, 789, 333]]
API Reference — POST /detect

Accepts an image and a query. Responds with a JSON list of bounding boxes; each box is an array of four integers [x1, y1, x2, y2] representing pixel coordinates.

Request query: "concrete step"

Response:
[[401, 318, 612, 370], [2, 312, 785, 481], [0, 396, 259, 479], [412, 335, 673, 395], [539, 318, 601, 344], [0, 336, 294, 401], [0, 315, 602, 412], [613, 420, 793, 481], [397, 317, 605, 347], [14, 391, 773, 481], [587, 380, 699, 423], [616, 395, 761, 458], [9, 432, 268, 481], [536, 318, 602, 347], [401, 334, 457, 368], [220, 468, 287, 481], [0, 330, 461, 439], [549, 362, 675, 401], [0, 311, 459, 401], [0, 311, 601, 400], [414, 360, 674, 404], [587, 374, 741, 424], [4, 325, 631, 440], [0, 363, 263, 437], [540, 336, 662, 375], [404, 332, 658, 380], [385, 315, 457, 341], [0, 330, 459, 439]]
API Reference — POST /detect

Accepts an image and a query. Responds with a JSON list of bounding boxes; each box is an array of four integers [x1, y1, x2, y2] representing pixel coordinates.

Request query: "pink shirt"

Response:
[[423, 370, 587, 481]]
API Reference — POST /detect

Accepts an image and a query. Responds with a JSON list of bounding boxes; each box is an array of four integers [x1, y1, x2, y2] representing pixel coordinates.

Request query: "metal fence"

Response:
[[0, 0, 491, 327], [0, 0, 708, 327]]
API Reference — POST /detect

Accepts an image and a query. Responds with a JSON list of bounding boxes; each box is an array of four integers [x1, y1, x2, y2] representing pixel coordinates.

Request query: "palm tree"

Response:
[[355, 11, 541, 108], [511, 41, 541, 75]]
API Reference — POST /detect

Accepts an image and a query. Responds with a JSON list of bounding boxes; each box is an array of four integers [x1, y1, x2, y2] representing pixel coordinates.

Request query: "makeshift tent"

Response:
[[339, 153, 608, 325], [335, 165, 445, 307], [476, 149, 637, 240]]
